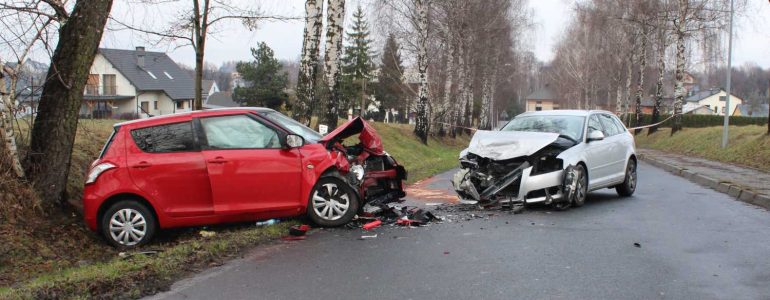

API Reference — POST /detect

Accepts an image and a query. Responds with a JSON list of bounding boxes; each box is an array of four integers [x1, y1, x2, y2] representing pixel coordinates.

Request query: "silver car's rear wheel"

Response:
[[307, 177, 359, 227]]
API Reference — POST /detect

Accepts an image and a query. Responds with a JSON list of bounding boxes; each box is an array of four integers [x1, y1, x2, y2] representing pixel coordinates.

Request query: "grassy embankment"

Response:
[[634, 125, 770, 172], [0, 119, 468, 299]]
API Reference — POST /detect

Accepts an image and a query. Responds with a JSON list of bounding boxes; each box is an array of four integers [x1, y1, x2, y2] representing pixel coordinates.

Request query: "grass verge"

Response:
[[370, 122, 469, 184], [1, 119, 469, 299], [634, 125, 770, 172]]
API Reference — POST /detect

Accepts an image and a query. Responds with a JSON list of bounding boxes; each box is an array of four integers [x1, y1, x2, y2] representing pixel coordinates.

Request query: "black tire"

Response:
[[557, 164, 588, 210], [571, 164, 588, 207], [100, 201, 157, 249], [307, 177, 359, 227], [616, 159, 637, 197]]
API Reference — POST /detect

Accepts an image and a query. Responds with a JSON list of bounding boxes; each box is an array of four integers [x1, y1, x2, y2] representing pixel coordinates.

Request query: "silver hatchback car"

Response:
[[452, 110, 637, 210]]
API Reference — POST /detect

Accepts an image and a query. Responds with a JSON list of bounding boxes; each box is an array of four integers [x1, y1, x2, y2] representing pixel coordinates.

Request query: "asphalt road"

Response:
[[145, 162, 770, 300]]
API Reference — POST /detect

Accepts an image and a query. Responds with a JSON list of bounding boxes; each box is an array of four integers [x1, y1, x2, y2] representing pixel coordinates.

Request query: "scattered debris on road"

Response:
[[633, 242, 641, 248], [289, 225, 311, 236]]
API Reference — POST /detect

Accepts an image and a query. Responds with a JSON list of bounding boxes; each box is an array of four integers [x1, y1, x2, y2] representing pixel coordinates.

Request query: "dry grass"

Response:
[[634, 125, 770, 172]]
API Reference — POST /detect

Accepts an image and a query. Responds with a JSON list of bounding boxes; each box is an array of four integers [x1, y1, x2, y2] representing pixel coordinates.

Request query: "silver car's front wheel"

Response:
[[307, 177, 359, 227], [101, 201, 156, 248]]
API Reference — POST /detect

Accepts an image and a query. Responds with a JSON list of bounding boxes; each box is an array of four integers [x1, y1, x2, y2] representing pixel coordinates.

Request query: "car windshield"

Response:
[[501, 115, 586, 141], [260, 111, 323, 143]]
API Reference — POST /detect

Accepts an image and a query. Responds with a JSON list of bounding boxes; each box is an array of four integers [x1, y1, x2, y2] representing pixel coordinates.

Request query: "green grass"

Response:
[[634, 125, 770, 172], [1, 119, 468, 299], [0, 222, 295, 300], [370, 122, 469, 183]]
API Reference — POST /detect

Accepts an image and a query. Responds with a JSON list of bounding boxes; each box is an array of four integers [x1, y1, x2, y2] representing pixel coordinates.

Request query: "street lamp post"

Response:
[[721, 0, 735, 148]]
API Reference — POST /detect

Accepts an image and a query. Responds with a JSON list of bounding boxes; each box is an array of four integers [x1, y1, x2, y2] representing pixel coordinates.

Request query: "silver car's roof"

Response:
[[515, 110, 614, 117]]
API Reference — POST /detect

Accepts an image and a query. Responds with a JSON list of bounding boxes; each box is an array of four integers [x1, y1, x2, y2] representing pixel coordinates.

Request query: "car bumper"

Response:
[[454, 166, 565, 204]]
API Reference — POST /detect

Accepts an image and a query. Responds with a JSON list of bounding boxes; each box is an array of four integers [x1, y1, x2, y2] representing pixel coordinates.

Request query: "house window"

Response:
[[722, 106, 726, 114], [153, 101, 158, 110], [147, 71, 158, 79], [719, 96, 726, 102], [86, 74, 99, 95], [536, 100, 542, 104], [535, 107, 542, 111], [140, 101, 149, 113], [102, 74, 116, 95], [163, 71, 174, 80], [177, 101, 184, 109]]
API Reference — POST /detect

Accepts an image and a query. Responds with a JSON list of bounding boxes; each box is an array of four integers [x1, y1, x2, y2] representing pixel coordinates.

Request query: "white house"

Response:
[[685, 88, 743, 116], [82, 47, 195, 119]]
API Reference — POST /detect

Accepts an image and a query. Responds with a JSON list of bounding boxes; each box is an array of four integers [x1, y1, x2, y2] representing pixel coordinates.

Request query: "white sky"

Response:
[[100, 0, 770, 68]]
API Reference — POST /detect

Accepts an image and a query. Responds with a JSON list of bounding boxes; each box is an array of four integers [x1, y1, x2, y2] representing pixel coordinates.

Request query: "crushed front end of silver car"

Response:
[[451, 130, 579, 209]]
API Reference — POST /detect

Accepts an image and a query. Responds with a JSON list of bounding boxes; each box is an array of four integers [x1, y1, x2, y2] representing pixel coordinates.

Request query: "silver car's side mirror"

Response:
[[285, 134, 304, 148], [587, 130, 605, 142]]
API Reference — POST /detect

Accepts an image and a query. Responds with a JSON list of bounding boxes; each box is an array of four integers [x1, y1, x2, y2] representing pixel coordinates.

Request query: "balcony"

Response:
[[85, 84, 118, 96]]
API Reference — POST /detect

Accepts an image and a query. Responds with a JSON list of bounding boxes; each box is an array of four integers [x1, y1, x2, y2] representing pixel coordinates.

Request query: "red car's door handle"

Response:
[[208, 157, 228, 164], [132, 161, 152, 168]]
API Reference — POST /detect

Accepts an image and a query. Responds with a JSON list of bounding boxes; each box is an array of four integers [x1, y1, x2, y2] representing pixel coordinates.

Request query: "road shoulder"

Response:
[[638, 148, 770, 210]]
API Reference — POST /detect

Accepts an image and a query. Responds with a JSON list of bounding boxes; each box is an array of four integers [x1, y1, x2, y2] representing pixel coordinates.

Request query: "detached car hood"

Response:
[[319, 117, 384, 155], [462, 130, 560, 161]]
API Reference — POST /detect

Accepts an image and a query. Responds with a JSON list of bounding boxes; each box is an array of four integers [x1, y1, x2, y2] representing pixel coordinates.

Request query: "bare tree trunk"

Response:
[[649, 36, 666, 135], [440, 41, 455, 136], [27, 0, 114, 206], [295, 0, 323, 125], [413, 0, 430, 144], [671, 0, 688, 135], [192, 0, 211, 111], [633, 27, 648, 134], [479, 47, 499, 130], [321, 0, 346, 130], [623, 51, 635, 125], [0, 63, 24, 177], [451, 37, 466, 138]]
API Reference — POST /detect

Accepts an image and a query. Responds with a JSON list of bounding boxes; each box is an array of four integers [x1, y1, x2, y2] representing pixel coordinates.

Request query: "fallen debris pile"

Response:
[[348, 202, 442, 232]]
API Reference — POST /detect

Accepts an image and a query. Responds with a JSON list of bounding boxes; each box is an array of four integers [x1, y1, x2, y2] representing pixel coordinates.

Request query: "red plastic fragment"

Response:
[[362, 220, 382, 231]]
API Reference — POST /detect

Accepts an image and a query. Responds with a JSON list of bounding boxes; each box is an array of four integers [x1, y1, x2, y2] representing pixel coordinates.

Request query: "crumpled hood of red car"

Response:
[[319, 117, 384, 155]]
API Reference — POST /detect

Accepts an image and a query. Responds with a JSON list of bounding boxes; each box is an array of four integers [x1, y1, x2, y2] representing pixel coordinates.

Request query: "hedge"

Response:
[[622, 114, 768, 128]]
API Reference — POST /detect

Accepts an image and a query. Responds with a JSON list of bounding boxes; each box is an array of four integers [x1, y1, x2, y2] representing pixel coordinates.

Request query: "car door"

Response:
[[598, 113, 626, 181], [126, 119, 214, 217], [197, 113, 303, 214], [583, 114, 613, 187]]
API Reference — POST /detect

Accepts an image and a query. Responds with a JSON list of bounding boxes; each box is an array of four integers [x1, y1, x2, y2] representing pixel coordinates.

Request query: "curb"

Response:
[[638, 153, 770, 210]]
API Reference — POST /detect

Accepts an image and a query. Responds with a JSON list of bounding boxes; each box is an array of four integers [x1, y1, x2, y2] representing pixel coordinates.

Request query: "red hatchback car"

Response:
[[83, 108, 406, 247]]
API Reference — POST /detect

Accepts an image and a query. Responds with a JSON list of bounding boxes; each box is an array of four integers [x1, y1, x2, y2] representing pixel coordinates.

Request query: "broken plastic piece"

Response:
[[359, 234, 378, 240], [362, 220, 382, 230], [289, 225, 311, 236]]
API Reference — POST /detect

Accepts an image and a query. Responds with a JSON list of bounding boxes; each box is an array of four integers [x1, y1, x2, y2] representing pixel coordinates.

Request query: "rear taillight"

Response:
[[86, 162, 116, 184]]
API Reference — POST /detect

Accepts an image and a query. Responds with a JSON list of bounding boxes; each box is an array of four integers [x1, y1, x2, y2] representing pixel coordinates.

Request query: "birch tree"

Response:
[[0, 7, 56, 178], [412, 0, 430, 143], [294, 0, 323, 125], [321, 0, 346, 130]]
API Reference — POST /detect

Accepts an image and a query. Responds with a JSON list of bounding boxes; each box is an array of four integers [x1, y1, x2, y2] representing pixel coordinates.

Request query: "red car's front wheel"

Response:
[[307, 177, 359, 227]]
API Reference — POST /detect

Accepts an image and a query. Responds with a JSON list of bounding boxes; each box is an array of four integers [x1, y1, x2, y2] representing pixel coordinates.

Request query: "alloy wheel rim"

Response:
[[575, 170, 587, 204], [109, 208, 147, 246], [312, 183, 350, 221], [627, 163, 637, 191]]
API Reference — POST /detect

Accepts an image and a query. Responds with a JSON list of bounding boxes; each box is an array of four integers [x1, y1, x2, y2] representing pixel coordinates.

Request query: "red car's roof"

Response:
[[115, 107, 275, 127]]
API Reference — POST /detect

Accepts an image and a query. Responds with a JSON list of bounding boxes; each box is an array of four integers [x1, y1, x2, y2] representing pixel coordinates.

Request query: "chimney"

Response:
[[136, 46, 145, 67]]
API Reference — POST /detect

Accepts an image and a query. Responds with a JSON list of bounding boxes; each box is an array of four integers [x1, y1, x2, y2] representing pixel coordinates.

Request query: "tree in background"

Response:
[[26, 0, 114, 206], [233, 42, 289, 110], [375, 34, 407, 123], [340, 5, 376, 118], [111, 0, 296, 111], [412, 0, 430, 143], [321, 0, 346, 130], [294, 0, 323, 125]]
